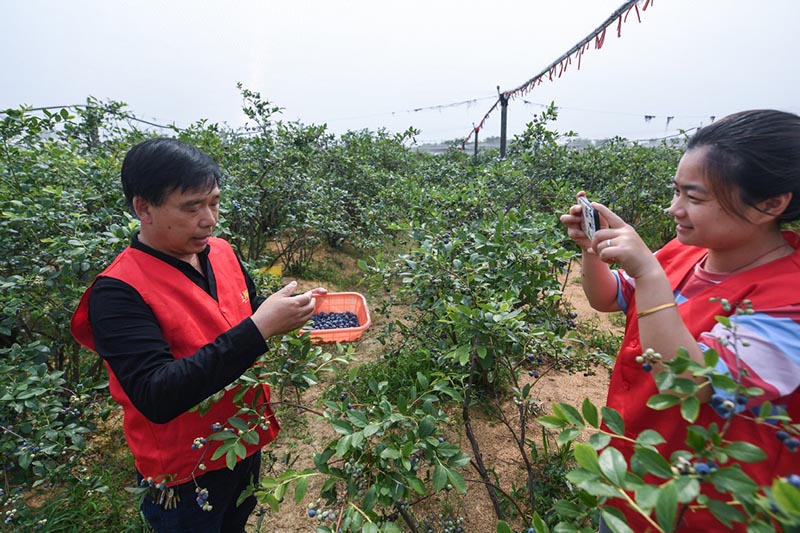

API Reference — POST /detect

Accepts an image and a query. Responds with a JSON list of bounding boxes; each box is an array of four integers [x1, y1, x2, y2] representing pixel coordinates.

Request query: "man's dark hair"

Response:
[[121, 137, 221, 208], [686, 109, 800, 223]]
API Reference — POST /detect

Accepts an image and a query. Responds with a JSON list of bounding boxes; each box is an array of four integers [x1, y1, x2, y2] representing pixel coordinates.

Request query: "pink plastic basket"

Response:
[[300, 292, 372, 343]]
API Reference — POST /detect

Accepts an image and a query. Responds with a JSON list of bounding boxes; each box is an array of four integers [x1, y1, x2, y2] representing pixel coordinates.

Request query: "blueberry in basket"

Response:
[[309, 311, 360, 330]]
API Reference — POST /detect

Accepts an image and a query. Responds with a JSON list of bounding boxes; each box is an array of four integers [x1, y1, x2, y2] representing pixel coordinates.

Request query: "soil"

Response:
[[247, 259, 623, 533]]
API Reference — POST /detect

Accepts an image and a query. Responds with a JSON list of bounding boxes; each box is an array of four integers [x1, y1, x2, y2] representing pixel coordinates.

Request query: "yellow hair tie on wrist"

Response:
[[637, 302, 677, 319]]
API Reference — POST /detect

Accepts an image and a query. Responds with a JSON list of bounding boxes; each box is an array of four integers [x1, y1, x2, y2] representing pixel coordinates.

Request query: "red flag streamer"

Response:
[[464, 99, 500, 144], [624, 2, 641, 24], [464, 0, 653, 141], [595, 27, 607, 49]]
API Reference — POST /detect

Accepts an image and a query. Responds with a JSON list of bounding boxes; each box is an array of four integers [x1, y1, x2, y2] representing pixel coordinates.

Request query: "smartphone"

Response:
[[579, 196, 600, 240]]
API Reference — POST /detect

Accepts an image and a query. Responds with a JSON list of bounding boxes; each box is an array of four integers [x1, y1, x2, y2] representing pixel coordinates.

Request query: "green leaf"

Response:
[[745, 521, 776, 533], [330, 419, 354, 435], [380, 447, 402, 460], [705, 498, 744, 528], [703, 348, 719, 367], [588, 432, 612, 450], [538, 415, 569, 430], [601, 407, 625, 435], [598, 447, 627, 486], [335, 434, 351, 457], [772, 478, 800, 519], [673, 475, 700, 503], [227, 416, 249, 432], [634, 429, 665, 446], [532, 512, 549, 533], [599, 507, 633, 533], [408, 475, 426, 495], [234, 440, 247, 459], [669, 353, 690, 375], [566, 469, 602, 485], [294, 475, 308, 503], [241, 430, 260, 445], [455, 344, 470, 365], [582, 398, 599, 428], [757, 401, 774, 420], [496, 520, 513, 533], [448, 453, 471, 468], [554, 402, 585, 427], [260, 491, 280, 512], [557, 427, 582, 446], [446, 468, 466, 493], [646, 394, 681, 410], [211, 442, 231, 461], [572, 442, 601, 474], [710, 466, 758, 498], [722, 441, 767, 463], [418, 415, 435, 437], [347, 410, 368, 428], [680, 396, 700, 422], [654, 481, 678, 531], [226, 447, 237, 470], [631, 447, 673, 479], [350, 430, 364, 450], [552, 500, 585, 519], [19, 453, 32, 470], [670, 378, 699, 396], [433, 464, 447, 491], [363, 485, 377, 511], [633, 484, 660, 512], [575, 479, 622, 498]]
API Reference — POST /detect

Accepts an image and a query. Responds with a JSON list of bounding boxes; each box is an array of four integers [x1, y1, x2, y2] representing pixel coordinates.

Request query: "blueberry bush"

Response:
[[537, 305, 800, 532], [2, 94, 796, 533]]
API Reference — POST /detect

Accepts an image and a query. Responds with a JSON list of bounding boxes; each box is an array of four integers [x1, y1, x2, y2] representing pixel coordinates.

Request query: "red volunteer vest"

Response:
[[607, 231, 800, 531], [71, 237, 279, 485]]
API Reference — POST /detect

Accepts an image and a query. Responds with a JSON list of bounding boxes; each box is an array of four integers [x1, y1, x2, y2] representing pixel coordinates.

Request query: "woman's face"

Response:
[[667, 148, 760, 251]]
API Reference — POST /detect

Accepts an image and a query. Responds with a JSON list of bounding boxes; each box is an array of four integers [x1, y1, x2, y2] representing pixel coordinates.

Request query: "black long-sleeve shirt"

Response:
[[88, 234, 268, 423]]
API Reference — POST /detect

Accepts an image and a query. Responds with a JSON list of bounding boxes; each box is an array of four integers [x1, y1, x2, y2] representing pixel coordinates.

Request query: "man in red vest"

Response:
[[71, 138, 324, 532]]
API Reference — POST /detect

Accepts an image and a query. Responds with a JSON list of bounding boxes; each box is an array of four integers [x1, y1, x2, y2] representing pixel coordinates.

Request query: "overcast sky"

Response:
[[2, 0, 798, 144]]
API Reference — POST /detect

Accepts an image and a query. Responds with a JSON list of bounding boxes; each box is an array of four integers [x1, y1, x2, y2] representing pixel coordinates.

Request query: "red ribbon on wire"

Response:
[[464, 0, 653, 141], [595, 27, 607, 49], [624, 3, 641, 23]]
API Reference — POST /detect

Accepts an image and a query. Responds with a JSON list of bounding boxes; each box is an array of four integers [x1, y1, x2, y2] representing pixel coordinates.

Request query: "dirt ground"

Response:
[[249, 263, 622, 533]]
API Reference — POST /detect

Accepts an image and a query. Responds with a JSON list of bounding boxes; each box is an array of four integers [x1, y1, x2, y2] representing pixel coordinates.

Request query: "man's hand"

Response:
[[250, 281, 327, 339]]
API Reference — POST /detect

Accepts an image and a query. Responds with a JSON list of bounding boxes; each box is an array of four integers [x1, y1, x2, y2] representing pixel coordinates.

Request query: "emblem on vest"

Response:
[[241, 290, 249, 303]]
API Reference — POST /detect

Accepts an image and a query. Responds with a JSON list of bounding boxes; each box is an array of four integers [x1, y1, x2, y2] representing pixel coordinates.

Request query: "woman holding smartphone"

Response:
[[560, 109, 800, 531]]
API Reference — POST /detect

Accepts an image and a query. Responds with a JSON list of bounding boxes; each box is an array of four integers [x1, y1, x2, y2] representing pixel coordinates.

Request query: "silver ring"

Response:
[[606, 239, 613, 248]]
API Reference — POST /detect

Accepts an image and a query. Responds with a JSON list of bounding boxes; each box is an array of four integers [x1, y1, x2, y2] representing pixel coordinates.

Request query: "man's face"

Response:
[[135, 185, 220, 262]]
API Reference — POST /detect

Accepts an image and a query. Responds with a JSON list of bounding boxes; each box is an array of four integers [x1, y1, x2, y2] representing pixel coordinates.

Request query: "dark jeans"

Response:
[[139, 451, 261, 533]]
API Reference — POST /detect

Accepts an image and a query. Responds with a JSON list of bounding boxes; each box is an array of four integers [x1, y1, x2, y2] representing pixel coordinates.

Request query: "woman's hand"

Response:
[[591, 203, 661, 280], [559, 192, 601, 252]]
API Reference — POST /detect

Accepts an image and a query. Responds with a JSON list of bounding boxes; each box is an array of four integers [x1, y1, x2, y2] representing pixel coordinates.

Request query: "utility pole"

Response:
[[473, 126, 479, 163], [498, 86, 508, 158]]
